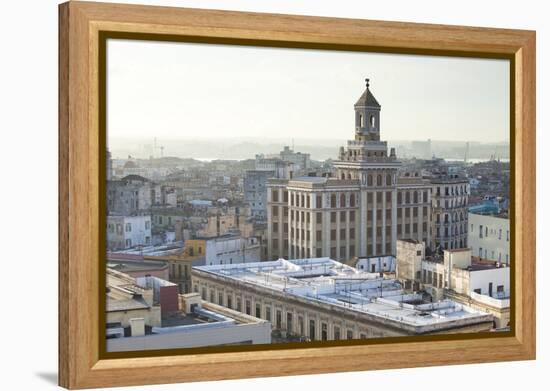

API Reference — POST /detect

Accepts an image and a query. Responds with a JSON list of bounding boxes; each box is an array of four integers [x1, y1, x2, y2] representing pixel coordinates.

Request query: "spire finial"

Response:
[[365, 78, 370, 88]]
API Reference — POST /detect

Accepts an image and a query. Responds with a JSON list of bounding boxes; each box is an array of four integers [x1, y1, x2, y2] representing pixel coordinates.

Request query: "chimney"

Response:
[[129, 318, 145, 337]]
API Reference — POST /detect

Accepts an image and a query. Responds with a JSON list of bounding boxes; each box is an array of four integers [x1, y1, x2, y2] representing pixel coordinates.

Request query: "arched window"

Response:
[[444, 214, 449, 223], [359, 114, 364, 127], [377, 175, 382, 186], [341, 172, 345, 179], [405, 192, 410, 204], [348, 173, 352, 180], [340, 194, 346, 208], [370, 115, 375, 127], [413, 192, 418, 203], [350, 194, 355, 207], [368, 175, 373, 186], [386, 174, 392, 186], [331, 194, 337, 208]]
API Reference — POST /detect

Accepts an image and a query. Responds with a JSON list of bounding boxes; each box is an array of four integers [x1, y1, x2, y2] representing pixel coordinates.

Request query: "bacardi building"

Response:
[[267, 79, 468, 262]]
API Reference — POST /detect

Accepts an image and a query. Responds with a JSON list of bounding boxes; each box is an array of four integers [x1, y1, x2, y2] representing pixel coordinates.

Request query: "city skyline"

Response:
[[104, 41, 511, 351], [107, 136, 509, 162]]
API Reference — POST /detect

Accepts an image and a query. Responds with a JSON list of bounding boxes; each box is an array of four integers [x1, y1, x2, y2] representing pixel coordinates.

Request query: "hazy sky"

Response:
[[107, 39, 509, 144]]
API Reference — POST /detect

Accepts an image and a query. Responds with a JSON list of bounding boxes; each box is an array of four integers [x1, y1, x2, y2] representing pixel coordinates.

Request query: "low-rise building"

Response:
[[143, 240, 205, 294], [107, 215, 152, 250], [278, 145, 311, 172], [106, 255, 170, 280], [396, 240, 510, 328], [106, 278, 271, 352], [192, 258, 493, 341], [107, 174, 155, 215], [468, 212, 510, 264], [204, 235, 261, 266], [106, 269, 163, 336], [354, 255, 396, 274]]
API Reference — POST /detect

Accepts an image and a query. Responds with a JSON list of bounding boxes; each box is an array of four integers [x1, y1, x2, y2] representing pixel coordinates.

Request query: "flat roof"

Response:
[[107, 258, 169, 272], [194, 258, 492, 330], [107, 297, 150, 312]]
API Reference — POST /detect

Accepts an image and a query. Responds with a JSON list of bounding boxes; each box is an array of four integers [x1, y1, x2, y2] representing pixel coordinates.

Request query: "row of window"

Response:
[[435, 224, 468, 237], [284, 227, 359, 242], [365, 174, 392, 187], [281, 192, 359, 209], [108, 236, 151, 249], [435, 184, 469, 197], [170, 263, 190, 279], [275, 206, 435, 222], [434, 239, 466, 250], [435, 197, 468, 209], [397, 190, 429, 205], [274, 210, 359, 224], [474, 224, 510, 241], [422, 269, 445, 288], [107, 221, 151, 233], [278, 190, 437, 209], [478, 247, 510, 263], [435, 212, 466, 223], [197, 284, 371, 340], [397, 222, 429, 236], [398, 207, 429, 218]]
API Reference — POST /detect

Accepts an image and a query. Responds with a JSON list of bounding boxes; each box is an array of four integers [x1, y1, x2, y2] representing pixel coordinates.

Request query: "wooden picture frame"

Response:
[[58, 1, 536, 389]]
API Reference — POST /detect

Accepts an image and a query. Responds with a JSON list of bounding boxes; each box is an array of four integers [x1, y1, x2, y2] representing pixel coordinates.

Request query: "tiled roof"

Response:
[[355, 87, 381, 108]]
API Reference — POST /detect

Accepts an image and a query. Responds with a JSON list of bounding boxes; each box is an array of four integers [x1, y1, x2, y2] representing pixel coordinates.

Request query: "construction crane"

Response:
[[153, 137, 165, 159]]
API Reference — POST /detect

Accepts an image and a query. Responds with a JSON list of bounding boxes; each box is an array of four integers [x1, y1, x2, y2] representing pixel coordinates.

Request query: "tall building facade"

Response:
[[431, 176, 470, 251], [266, 80, 468, 262], [244, 170, 275, 219]]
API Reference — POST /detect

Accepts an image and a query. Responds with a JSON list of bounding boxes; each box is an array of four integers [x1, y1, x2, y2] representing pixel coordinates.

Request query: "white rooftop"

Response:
[[195, 258, 493, 329]]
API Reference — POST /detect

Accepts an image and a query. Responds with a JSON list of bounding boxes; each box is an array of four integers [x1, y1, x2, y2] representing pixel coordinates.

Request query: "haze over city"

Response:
[[104, 38, 511, 352], [107, 39, 510, 151]]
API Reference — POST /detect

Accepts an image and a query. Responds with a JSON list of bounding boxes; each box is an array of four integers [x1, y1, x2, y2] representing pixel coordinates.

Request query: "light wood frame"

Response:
[[59, 1, 536, 389]]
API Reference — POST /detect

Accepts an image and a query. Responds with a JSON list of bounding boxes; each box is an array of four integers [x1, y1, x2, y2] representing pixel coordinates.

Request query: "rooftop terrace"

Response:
[[194, 258, 492, 330]]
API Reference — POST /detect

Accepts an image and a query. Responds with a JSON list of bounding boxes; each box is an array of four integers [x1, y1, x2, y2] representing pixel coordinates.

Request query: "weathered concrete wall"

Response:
[[106, 306, 161, 328], [468, 213, 510, 263], [396, 239, 424, 284], [106, 318, 271, 352]]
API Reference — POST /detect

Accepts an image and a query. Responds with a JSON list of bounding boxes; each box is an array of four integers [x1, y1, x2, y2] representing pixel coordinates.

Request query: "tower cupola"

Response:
[[354, 78, 381, 141]]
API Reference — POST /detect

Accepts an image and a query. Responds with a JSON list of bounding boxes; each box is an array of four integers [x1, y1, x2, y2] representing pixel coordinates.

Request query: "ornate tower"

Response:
[[354, 78, 381, 142], [333, 78, 401, 258]]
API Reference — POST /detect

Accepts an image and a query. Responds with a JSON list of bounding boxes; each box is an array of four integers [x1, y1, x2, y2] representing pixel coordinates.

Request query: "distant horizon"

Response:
[[107, 40, 510, 145], [108, 135, 510, 144], [107, 135, 509, 162]]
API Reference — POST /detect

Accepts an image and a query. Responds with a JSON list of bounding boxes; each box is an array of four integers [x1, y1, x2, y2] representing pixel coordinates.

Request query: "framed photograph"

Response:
[[59, 1, 536, 389]]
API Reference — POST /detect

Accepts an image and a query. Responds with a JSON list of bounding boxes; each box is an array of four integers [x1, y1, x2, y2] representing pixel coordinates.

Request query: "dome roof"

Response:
[[123, 160, 139, 169]]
